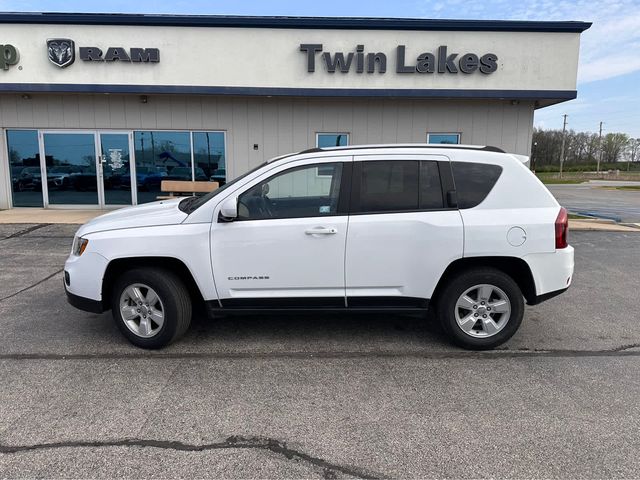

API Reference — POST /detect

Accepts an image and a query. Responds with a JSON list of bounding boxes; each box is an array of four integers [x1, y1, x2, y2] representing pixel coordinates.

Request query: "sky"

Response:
[[1, 0, 639, 138]]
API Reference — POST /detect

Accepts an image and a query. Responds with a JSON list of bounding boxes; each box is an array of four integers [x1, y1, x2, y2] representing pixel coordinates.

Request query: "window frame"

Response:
[[349, 159, 456, 216], [427, 132, 461, 145], [233, 160, 353, 222]]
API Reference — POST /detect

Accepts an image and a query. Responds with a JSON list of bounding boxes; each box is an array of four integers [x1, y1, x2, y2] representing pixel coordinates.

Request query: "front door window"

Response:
[[237, 163, 343, 220]]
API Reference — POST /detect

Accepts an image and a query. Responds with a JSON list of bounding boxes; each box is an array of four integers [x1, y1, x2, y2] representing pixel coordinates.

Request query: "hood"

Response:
[[77, 198, 188, 236]]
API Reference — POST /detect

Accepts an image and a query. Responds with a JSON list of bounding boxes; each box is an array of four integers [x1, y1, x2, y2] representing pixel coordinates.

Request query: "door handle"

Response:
[[305, 227, 338, 235]]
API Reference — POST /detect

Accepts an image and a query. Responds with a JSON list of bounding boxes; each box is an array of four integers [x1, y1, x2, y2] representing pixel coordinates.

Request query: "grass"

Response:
[[538, 178, 584, 184], [536, 171, 640, 184], [608, 185, 640, 191], [568, 213, 592, 220]]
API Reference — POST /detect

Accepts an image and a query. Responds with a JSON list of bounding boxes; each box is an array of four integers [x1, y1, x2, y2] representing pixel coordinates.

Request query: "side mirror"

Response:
[[219, 196, 238, 222]]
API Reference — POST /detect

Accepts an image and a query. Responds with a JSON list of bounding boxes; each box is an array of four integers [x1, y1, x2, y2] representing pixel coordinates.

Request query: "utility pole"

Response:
[[559, 114, 568, 179], [597, 121, 603, 174], [629, 138, 639, 172]]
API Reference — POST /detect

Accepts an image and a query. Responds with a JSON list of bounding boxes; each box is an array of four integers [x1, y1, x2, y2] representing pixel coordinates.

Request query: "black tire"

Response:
[[111, 267, 192, 349], [437, 268, 524, 350]]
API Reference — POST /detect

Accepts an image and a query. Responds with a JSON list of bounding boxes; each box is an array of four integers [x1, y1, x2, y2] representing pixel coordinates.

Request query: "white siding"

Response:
[[0, 93, 535, 209]]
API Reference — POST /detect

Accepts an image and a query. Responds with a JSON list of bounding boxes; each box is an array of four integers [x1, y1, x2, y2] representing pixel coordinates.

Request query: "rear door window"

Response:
[[351, 160, 444, 213]]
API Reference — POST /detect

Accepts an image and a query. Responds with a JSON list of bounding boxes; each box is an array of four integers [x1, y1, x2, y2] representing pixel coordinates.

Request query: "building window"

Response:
[[193, 131, 226, 186], [6, 130, 42, 207], [316, 133, 349, 148], [133, 130, 225, 204], [316, 133, 348, 176], [427, 133, 461, 145]]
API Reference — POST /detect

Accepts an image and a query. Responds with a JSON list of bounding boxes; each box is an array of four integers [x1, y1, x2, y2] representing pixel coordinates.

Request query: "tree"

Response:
[[601, 133, 629, 163]]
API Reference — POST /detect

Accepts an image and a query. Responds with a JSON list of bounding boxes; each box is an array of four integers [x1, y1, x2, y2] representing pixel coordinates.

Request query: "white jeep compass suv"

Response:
[[65, 144, 574, 350]]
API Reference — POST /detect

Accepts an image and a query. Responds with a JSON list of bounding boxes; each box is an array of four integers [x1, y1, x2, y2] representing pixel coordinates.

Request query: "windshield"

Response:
[[179, 162, 267, 214]]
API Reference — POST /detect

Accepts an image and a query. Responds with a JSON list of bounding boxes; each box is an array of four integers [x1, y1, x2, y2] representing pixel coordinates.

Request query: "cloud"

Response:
[[416, 0, 640, 84]]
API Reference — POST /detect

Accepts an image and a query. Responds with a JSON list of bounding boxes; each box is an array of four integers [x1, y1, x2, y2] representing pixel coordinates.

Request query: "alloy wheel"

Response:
[[119, 283, 165, 338], [454, 284, 511, 338]]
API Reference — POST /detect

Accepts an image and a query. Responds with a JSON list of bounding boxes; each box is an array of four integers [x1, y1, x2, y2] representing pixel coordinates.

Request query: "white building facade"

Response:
[[0, 13, 590, 209]]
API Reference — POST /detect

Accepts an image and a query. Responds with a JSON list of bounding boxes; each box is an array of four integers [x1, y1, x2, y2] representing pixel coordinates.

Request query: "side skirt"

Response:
[[206, 296, 429, 316]]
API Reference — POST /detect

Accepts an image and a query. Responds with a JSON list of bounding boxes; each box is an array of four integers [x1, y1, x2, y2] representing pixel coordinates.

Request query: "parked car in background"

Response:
[[209, 168, 226, 186], [166, 167, 208, 181], [65, 144, 573, 351], [16, 167, 43, 191], [47, 166, 79, 190], [123, 167, 167, 191]]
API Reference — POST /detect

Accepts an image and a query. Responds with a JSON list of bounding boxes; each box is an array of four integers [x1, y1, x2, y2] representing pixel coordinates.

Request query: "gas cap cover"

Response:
[[507, 226, 527, 247]]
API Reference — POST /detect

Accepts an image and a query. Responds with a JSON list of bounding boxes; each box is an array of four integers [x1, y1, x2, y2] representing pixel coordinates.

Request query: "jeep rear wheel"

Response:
[[438, 268, 524, 350], [111, 268, 191, 349]]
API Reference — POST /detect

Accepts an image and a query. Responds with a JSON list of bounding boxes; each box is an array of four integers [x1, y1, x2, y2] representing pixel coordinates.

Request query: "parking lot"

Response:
[[548, 181, 640, 223], [1, 224, 639, 478]]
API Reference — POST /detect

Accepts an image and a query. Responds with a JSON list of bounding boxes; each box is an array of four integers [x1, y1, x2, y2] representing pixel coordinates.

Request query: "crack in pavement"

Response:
[[1, 348, 640, 361], [0, 435, 385, 479], [1, 224, 51, 240], [0, 268, 64, 303]]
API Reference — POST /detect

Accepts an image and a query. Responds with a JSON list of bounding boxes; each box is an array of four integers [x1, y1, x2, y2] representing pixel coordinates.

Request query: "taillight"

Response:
[[555, 207, 568, 249]]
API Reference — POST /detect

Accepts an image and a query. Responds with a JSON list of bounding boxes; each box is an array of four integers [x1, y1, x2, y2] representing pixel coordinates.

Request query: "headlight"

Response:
[[72, 236, 89, 256]]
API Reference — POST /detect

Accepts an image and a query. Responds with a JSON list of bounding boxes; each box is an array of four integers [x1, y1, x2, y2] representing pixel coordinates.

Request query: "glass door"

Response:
[[40, 131, 99, 207], [98, 132, 134, 206]]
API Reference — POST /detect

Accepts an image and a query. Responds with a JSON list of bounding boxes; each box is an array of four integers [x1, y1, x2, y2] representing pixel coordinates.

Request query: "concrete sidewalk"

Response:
[[0, 208, 103, 224]]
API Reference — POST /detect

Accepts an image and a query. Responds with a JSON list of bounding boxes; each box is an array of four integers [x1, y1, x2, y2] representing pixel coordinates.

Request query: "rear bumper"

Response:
[[523, 246, 575, 298], [528, 286, 569, 306]]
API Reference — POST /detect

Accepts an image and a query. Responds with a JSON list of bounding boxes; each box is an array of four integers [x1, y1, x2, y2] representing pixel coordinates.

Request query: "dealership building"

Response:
[[0, 12, 589, 209]]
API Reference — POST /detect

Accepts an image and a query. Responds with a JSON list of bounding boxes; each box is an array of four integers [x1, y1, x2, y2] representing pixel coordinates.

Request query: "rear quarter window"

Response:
[[451, 162, 503, 209]]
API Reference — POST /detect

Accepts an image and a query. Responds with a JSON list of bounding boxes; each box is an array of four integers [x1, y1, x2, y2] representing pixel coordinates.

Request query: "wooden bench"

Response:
[[157, 180, 219, 200]]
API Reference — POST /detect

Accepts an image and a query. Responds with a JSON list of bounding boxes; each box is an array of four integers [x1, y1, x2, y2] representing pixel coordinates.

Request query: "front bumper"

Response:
[[65, 282, 106, 313], [64, 251, 109, 309]]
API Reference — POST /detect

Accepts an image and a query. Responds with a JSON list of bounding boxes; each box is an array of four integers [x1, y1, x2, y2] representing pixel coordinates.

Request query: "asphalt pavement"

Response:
[[1, 224, 639, 478], [548, 181, 640, 223]]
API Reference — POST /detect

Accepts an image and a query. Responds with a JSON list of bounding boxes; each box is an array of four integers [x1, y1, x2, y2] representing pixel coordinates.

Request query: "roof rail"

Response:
[[298, 144, 506, 154]]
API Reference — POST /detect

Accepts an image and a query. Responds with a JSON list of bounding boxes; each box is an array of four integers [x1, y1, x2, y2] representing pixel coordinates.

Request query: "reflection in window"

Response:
[[427, 133, 461, 144], [193, 132, 226, 185], [6, 130, 42, 207], [43, 133, 98, 205], [317, 133, 349, 148], [134, 131, 190, 203], [133, 131, 226, 203]]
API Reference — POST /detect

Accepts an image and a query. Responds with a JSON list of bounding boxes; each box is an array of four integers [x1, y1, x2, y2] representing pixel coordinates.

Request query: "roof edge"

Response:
[[0, 84, 578, 102], [0, 12, 592, 32]]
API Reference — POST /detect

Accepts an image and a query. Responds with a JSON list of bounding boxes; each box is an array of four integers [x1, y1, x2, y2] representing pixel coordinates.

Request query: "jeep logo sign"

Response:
[[1, 44, 19, 70]]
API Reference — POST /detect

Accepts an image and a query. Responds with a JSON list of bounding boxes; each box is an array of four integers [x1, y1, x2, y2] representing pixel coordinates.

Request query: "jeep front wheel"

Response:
[[111, 268, 192, 349]]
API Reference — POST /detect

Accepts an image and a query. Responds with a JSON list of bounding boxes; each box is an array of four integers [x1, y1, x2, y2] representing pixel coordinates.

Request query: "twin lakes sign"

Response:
[[300, 44, 498, 75], [46, 38, 160, 68]]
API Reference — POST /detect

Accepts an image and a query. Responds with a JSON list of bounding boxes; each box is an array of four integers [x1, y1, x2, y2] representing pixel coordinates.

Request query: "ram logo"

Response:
[[47, 38, 75, 68]]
